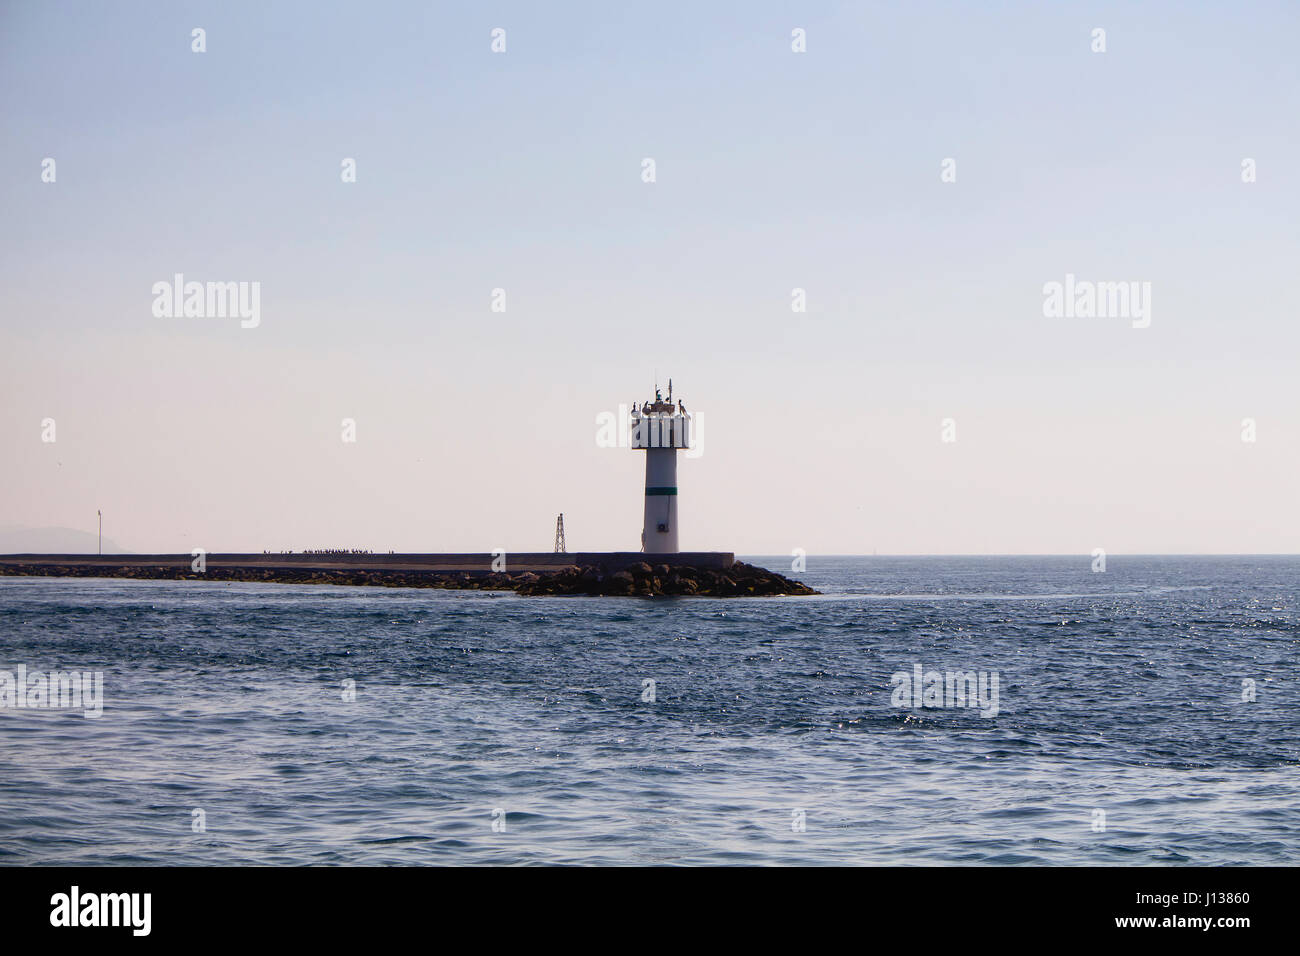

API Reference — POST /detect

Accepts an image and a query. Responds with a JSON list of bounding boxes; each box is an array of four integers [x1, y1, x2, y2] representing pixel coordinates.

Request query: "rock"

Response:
[[602, 571, 635, 596]]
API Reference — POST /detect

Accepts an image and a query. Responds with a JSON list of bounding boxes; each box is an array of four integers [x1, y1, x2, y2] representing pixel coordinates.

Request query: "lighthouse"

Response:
[[631, 380, 691, 553]]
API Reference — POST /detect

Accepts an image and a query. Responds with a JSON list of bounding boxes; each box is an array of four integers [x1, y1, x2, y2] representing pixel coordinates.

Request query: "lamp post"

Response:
[[98, 509, 102, 555]]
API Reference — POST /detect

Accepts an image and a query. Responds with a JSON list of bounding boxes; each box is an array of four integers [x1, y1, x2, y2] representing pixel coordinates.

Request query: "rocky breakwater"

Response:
[[0, 559, 818, 596], [515, 560, 818, 597], [0, 562, 521, 590]]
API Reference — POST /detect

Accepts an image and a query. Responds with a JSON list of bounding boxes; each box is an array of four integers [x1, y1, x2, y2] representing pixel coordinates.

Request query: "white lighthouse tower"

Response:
[[631, 380, 691, 553]]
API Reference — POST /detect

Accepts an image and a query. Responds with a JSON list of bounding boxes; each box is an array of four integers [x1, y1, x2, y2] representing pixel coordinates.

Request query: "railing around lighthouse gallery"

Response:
[[629, 413, 691, 450]]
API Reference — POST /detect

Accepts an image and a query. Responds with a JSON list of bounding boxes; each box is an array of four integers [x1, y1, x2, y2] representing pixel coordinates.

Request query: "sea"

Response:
[[1, 555, 1296, 866]]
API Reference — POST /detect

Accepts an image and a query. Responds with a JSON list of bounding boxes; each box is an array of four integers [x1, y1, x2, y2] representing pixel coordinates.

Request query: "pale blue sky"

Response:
[[2, 1, 1297, 554]]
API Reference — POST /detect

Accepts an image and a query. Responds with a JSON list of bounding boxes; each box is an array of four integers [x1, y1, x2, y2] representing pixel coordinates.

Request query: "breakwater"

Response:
[[0, 553, 817, 597]]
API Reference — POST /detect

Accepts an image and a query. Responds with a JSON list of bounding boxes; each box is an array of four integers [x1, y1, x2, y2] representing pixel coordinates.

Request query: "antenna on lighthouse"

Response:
[[554, 513, 566, 553]]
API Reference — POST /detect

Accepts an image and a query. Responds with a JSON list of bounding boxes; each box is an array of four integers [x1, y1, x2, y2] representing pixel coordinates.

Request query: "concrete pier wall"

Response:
[[0, 552, 735, 574]]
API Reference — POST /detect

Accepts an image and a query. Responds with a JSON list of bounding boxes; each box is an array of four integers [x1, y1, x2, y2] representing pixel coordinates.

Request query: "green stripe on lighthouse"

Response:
[[644, 487, 678, 495]]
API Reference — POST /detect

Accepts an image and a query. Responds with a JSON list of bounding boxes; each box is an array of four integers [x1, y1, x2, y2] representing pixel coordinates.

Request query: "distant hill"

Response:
[[0, 525, 128, 554]]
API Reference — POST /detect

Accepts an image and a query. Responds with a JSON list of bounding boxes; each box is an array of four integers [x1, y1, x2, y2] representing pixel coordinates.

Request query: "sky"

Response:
[[1, 0, 1297, 555]]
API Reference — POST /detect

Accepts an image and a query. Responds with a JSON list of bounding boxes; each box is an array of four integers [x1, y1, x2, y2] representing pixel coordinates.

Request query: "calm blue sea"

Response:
[[1, 556, 1297, 865]]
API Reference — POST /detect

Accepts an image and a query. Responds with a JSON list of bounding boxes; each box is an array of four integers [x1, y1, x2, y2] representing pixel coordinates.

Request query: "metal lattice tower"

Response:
[[554, 513, 566, 553]]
